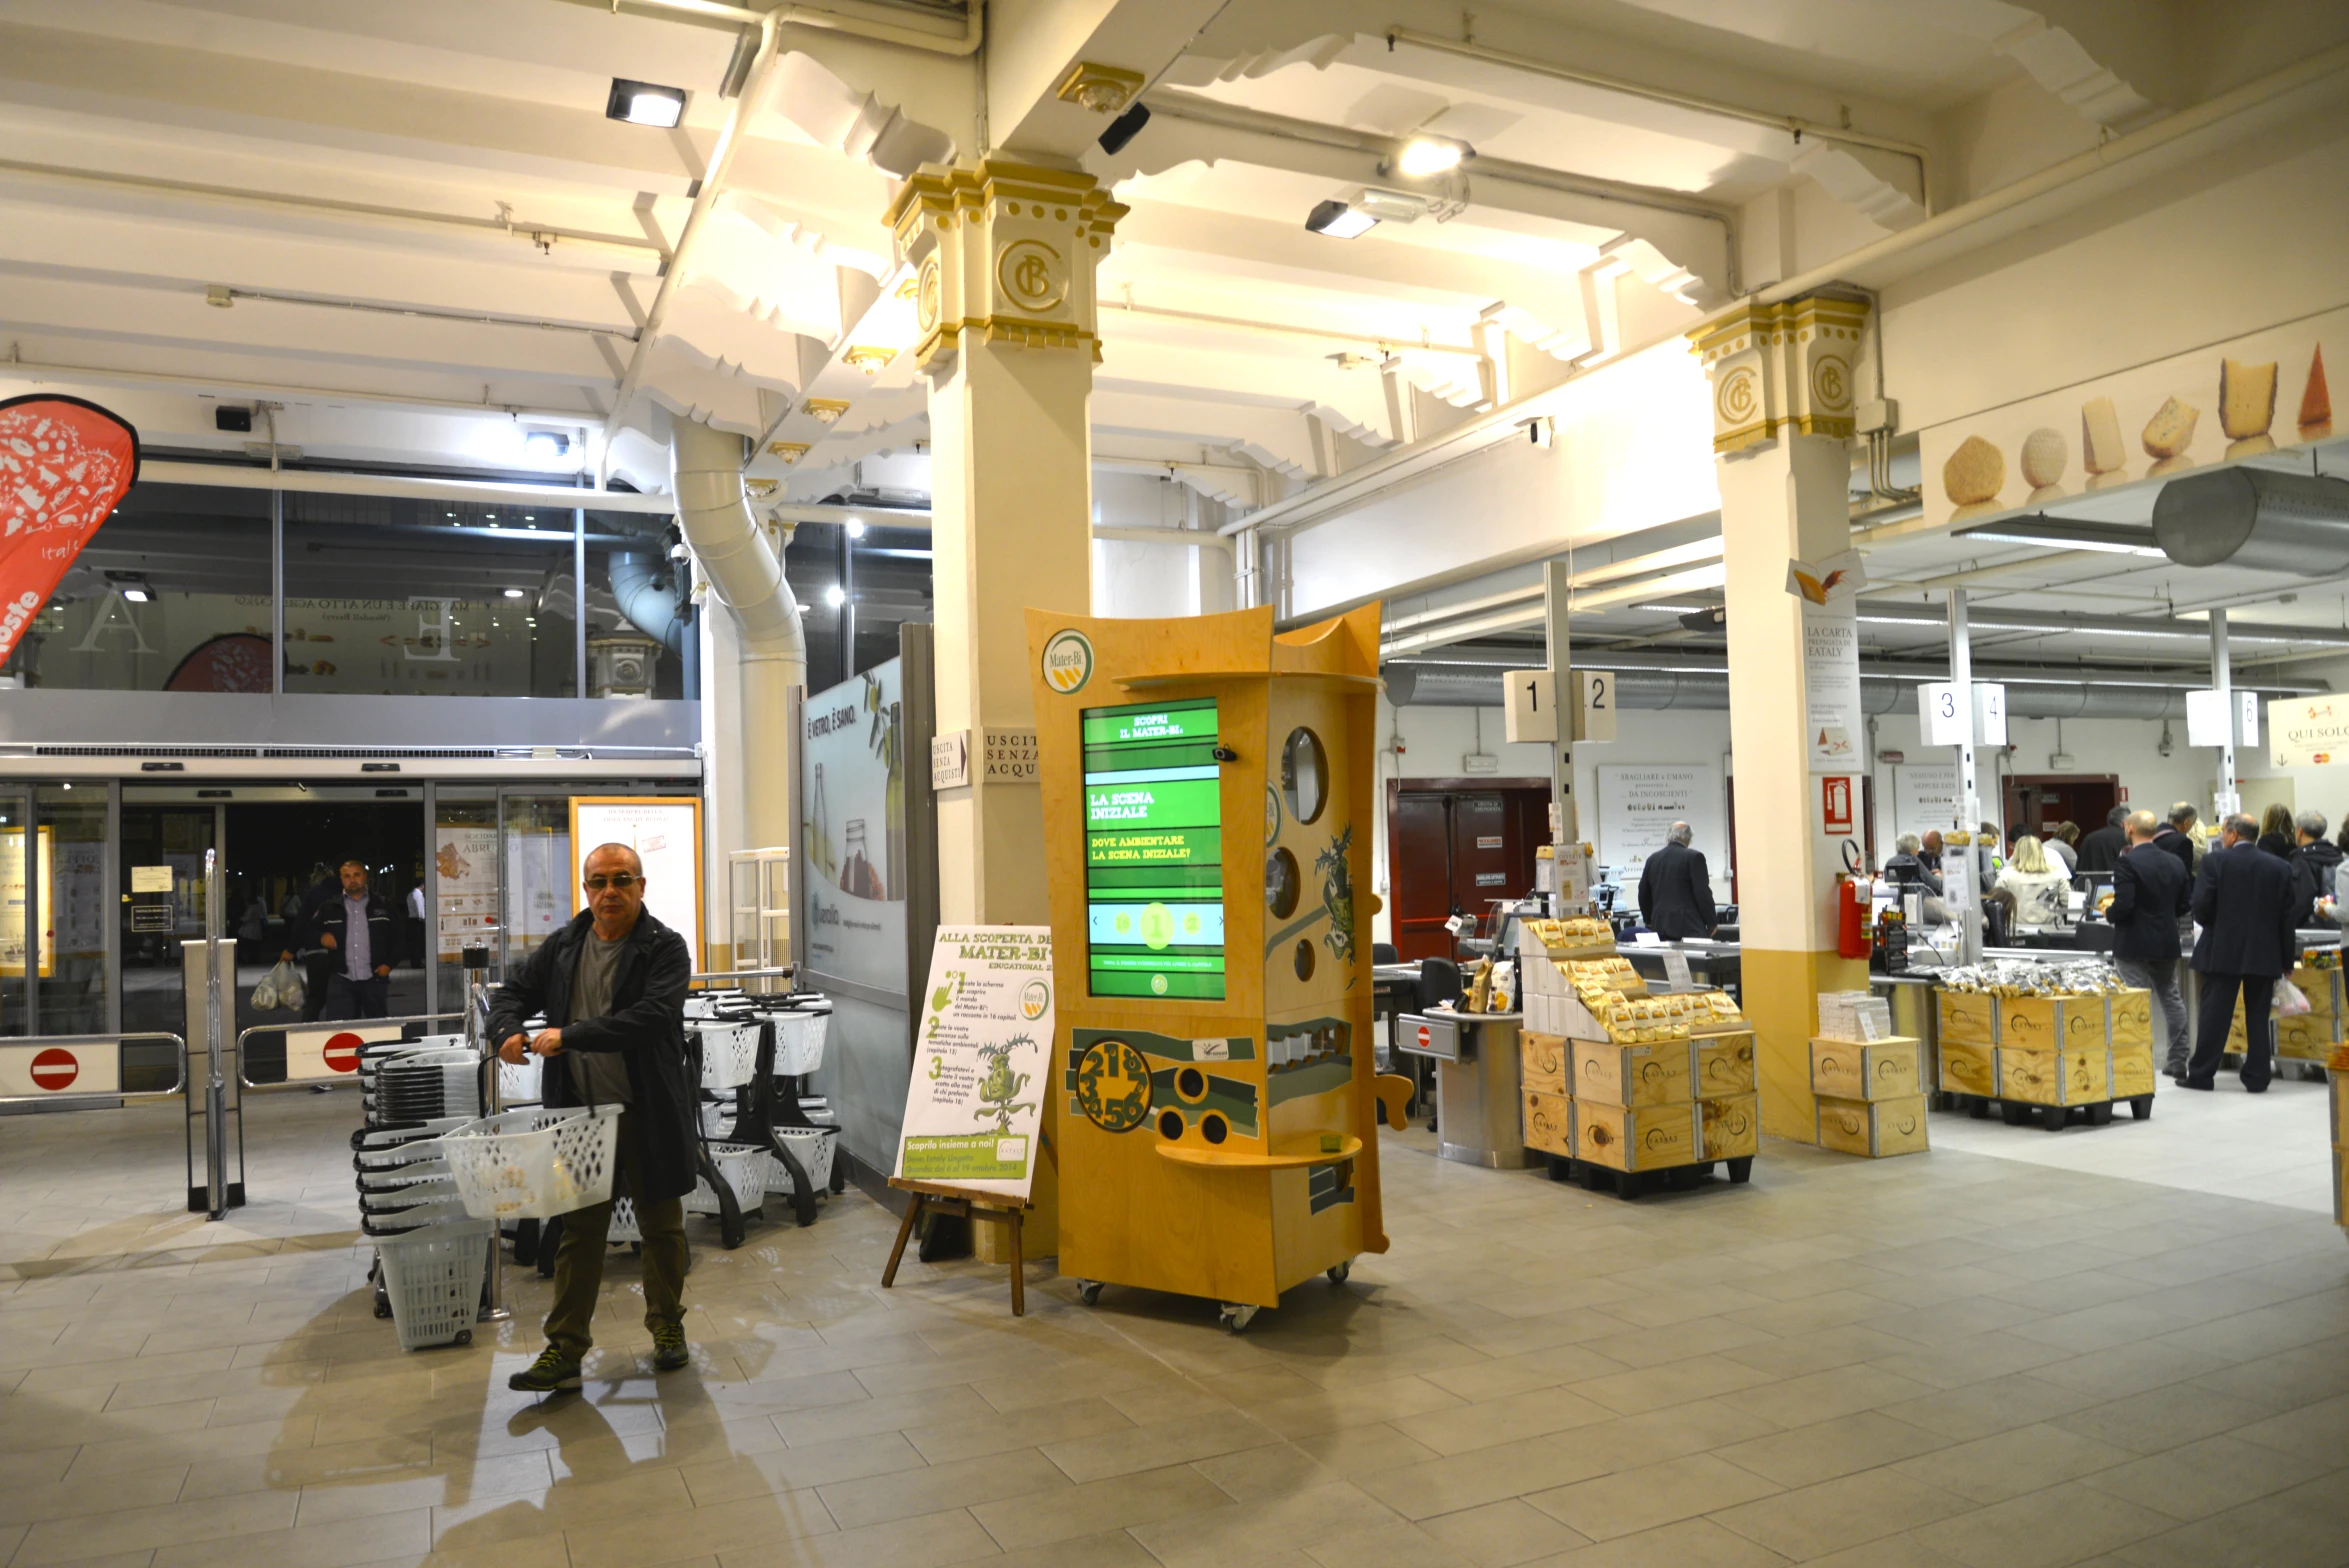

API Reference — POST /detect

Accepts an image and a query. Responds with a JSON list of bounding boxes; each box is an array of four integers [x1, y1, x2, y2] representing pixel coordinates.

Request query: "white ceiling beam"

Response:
[[987, 0, 1230, 159]]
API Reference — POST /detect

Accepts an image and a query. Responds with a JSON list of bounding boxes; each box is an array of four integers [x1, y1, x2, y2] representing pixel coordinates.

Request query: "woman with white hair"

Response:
[[1994, 834, 2071, 927]]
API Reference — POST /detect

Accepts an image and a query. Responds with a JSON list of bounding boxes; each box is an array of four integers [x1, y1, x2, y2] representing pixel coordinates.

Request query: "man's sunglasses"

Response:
[[583, 873, 642, 891]]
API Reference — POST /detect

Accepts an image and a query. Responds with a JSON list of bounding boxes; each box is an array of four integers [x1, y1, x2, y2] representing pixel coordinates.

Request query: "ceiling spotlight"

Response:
[[1098, 101, 1151, 156], [1305, 199, 1378, 239], [606, 78, 687, 129], [120, 587, 151, 604], [503, 588, 526, 599], [824, 583, 846, 609], [846, 518, 867, 539], [1395, 136, 1468, 178], [522, 430, 570, 459]]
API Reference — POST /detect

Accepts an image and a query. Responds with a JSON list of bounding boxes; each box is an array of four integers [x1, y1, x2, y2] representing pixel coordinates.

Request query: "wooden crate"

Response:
[[1576, 1100, 1699, 1172], [1997, 1046, 2110, 1107], [1997, 994, 2109, 1051], [1522, 1089, 1575, 1158], [1816, 1093, 1928, 1158], [2109, 1043, 2157, 1100], [2335, 1147, 2349, 1229], [1571, 1037, 1693, 1108], [1940, 1040, 1997, 1098], [1809, 1037, 1920, 1102], [1699, 1094, 1758, 1160], [2331, 1068, 2349, 1146], [2278, 1012, 2342, 1060], [1695, 1032, 1756, 1097], [2295, 967, 2343, 1017], [2107, 989, 2154, 1048], [1938, 990, 1996, 1047], [1521, 1031, 1569, 1095]]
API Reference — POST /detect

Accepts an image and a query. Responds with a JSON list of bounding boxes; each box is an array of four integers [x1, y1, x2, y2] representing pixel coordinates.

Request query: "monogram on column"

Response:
[[887, 161, 1129, 370]]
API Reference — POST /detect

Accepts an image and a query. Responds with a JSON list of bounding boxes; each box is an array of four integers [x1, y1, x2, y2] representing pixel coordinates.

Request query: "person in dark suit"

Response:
[[2185, 813, 2302, 1093], [2109, 811, 2192, 1076], [2076, 805, 2130, 874], [312, 858, 400, 1020], [1638, 821, 1717, 940]]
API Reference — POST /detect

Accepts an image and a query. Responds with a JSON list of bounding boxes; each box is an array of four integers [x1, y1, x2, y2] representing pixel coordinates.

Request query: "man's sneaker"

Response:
[[508, 1347, 582, 1393], [651, 1324, 691, 1372]]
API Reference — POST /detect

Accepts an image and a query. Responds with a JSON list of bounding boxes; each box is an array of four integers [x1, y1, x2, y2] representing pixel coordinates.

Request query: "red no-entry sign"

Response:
[[29, 1047, 78, 1091], [322, 1034, 364, 1074], [1416, 1023, 1432, 1052]]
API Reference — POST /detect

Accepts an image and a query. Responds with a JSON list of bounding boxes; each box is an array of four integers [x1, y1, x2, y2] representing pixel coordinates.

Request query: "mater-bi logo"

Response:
[[1040, 628, 1093, 695]]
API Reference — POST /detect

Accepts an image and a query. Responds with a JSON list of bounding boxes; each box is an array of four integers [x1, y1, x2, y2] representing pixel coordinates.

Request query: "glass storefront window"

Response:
[[39, 787, 111, 1039], [435, 788, 499, 1001], [1, 484, 272, 692], [787, 519, 933, 691]]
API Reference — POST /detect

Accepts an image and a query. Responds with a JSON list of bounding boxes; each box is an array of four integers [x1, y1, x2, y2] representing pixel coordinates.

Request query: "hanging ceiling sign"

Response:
[[0, 395, 141, 667]]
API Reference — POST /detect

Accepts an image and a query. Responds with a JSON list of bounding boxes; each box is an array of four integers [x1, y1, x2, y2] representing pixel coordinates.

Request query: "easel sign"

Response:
[[883, 925, 1053, 1313], [568, 796, 704, 969]]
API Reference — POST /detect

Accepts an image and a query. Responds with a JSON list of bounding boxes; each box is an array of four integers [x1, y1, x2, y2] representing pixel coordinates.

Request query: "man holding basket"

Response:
[[492, 842, 697, 1392]]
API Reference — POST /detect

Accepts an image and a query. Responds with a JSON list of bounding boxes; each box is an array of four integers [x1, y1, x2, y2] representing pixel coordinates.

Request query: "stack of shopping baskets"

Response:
[[353, 1038, 488, 1350]]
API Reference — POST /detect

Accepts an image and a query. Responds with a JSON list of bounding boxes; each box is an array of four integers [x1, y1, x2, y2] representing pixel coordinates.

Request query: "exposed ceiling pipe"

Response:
[[2152, 468, 2349, 571], [135, 460, 672, 512], [0, 355, 606, 424], [1093, 525, 1235, 553], [204, 286, 634, 341], [1385, 28, 1934, 211], [609, 547, 690, 654], [673, 417, 804, 849], [603, 13, 788, 468], [1100, 298, 1484, 358], [572, 0, 983, 54], [0, 158, 668, 261]]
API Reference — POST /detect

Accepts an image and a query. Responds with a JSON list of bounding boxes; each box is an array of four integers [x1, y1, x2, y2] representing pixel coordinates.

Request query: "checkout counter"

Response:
[[1395, 1008, 1539, 1170]]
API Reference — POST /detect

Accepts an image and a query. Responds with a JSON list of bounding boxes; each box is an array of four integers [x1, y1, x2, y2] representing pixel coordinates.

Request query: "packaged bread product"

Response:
[[2219, 359, 2277, 439], [2141, 396, 2199, 459], [2081, 397, 2126, 475], [2302, 345, 2332, 432], [1942, 435, 2004, 506], [2019, 427, 2066, 489]]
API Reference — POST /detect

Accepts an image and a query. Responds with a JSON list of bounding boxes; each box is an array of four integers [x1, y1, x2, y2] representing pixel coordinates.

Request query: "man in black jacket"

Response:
[[2076, 805, 2130, 875], [2291, 811, 2340, 926], [2185, 813, 2302, 1093], [313, 859, 399, 1020], [492, 843, 696, 1391], [1638, 822, 1717, 940], [2109, 811, 2192, 1076]]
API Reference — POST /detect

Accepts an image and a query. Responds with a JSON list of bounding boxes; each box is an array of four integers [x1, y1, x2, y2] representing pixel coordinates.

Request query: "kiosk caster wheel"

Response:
[[1219, 1303, 1259, 1334], [452, 1329, 472, 1347], [2038, 1105, 2067, 1132], [2130, 1095, 2154, 1120], [1327, 1261, 1351, 1286], [1076, 1280, 1105, 1307]]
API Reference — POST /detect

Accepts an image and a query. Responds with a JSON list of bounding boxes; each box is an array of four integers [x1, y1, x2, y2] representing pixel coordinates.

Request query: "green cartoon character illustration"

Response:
[[1316, 825, 1356, 966], [974, 1036, 1036, 1134]]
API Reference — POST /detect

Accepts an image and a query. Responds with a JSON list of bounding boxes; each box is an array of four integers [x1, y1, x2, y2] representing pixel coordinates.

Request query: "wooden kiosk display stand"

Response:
[[1026, 605, 1410, 1333]]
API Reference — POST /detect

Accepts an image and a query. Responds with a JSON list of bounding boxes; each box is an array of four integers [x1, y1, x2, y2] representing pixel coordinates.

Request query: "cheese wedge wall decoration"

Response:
[[1914, 311, 2340, 534], [2220, 359, 2278, 439]]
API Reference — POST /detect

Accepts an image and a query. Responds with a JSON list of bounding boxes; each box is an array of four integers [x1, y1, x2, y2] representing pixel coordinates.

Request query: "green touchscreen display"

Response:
[[1081, 697, 1225, 1000]]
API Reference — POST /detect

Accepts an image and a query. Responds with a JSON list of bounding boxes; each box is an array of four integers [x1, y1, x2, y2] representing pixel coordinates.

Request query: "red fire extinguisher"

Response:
[[1836, 841, 1871, 959]]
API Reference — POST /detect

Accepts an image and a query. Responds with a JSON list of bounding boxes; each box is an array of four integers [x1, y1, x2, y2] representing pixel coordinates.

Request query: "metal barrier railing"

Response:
[[0, 1032, 189, 1110], [234, 1011, 467, 1092], [690, 965, 796, 991]]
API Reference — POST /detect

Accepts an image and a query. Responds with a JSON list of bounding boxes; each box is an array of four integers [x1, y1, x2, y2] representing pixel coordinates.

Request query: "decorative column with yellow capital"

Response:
[[1690, 296, 1873, 1142], [886, 161, 1125, 1253]]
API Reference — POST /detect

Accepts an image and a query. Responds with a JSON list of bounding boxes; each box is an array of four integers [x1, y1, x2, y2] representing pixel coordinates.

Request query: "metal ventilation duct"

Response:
[[2152, 467, 2349, 571]]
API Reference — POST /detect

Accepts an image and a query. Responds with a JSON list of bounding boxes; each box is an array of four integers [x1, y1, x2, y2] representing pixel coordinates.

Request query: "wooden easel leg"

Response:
[[1007, 1208, 1024, 1317], [882, 1195, 924, 1289]]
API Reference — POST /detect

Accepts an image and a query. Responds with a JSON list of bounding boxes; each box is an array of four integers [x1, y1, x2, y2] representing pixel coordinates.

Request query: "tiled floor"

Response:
[[5, 1084, 2349, 1568]]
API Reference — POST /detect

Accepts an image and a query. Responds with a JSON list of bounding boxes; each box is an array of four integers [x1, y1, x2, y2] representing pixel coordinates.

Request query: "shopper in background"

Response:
[[2047, 821, 2080, 874], [2110, 811, 2193, 1077], [2185, 813, 2300, 1094], [1919, 829, 1945, 872], [1638, 821, 1718, 940], [2258, 801, 2296, 860], [1884, 833, 1943, 896], [493, 842, 696, 1392], [280, 863, 338, 1024], [2292, 811, 2339, 925], [1979, 822, 2007, 875], [2156, 805, 2200, 876], [314, 859, 398, 1021], [1995, 834, 2071, 926], [2077, 805, 2130, 874]]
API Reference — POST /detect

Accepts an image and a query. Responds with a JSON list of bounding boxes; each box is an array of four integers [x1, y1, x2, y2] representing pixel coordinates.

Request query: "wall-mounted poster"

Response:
[[569, 797, 703, 969], [434, 825, 499, 961], [1596, 764, 1727, 883]]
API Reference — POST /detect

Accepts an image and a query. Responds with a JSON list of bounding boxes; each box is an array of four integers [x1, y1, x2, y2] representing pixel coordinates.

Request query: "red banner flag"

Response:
[[0, 395, 142, 668]]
